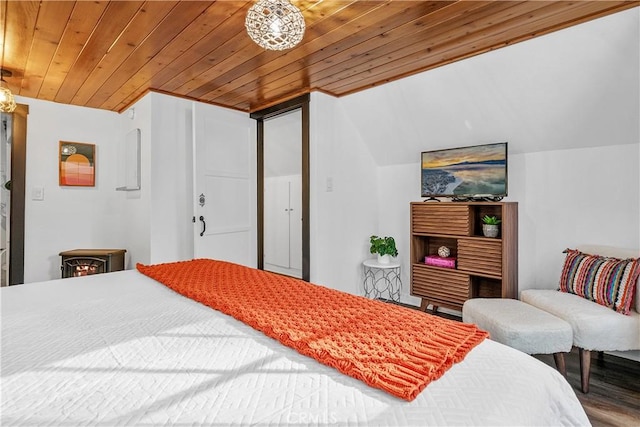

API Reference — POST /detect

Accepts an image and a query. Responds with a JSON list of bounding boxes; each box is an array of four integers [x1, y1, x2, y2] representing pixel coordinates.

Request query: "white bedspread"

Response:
[[1, 270, 590, 426]]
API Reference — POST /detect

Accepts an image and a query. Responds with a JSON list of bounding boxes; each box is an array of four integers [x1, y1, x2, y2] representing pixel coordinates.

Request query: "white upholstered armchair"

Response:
[[521, 245, 640, 393]]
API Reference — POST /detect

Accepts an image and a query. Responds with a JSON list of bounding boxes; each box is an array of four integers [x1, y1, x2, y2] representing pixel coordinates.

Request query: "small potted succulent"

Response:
[[481, 215, 501, 238], [369, 235, 398, 264]]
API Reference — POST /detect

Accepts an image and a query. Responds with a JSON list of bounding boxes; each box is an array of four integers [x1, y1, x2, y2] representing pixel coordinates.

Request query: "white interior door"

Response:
[[289, 176, 302, 271], [263, 175, 302, 272], [193, 103, 255, 266], [264, 176, 290, 268]]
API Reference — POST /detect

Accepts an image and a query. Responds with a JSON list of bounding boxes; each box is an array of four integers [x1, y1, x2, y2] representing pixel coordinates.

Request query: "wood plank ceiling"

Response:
[[1, 1, 637, 113]]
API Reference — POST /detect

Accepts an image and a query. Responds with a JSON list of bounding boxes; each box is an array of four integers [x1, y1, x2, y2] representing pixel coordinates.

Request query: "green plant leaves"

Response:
[[481, 215, 501, 225], [369, 235, 399, 257]]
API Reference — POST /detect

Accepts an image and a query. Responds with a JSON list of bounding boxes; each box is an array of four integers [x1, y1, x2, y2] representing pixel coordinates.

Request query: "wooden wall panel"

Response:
[[1, 0, 636, 112], [19, 1, 75, 98], [328, 1, 635, 94], [84, 1, 213, 109], [54, 1, 145, 104], [37, 1, 110, 101], [71, 0, 179, 106], [3, 1, 39, 93], [208, 1, 456, 110], [101, 1, 244, 111], [319, 1, 551, 93]]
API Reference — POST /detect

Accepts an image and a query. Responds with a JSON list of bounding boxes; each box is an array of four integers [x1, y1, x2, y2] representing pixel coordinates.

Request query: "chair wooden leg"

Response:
[[553, 353, 567, 378], [419, 298, 438, 314], [579, 348, 591, 393]]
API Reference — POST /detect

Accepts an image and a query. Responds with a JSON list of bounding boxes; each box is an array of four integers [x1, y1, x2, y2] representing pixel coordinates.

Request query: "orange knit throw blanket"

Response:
[[137, 259, 488, 401]]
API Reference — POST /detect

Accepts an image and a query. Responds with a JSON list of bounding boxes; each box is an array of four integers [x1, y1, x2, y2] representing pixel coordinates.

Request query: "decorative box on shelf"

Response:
[[424, 255, 456, 269]]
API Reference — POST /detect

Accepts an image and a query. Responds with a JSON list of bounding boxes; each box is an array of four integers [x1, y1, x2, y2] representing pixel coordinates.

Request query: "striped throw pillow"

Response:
[[559, 249, 640, 315]]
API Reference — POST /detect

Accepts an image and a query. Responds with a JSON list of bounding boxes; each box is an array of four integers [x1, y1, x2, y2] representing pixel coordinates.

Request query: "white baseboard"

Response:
[[606, 350, 640, 363], [264, 263, 302, 279]]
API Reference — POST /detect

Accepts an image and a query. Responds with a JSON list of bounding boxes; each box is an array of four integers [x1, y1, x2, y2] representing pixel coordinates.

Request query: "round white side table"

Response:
[[362, 258, 402, 302]]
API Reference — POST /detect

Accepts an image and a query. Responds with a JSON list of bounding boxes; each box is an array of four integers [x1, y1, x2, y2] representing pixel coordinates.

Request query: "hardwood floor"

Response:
[[533, 350, 640, 427]]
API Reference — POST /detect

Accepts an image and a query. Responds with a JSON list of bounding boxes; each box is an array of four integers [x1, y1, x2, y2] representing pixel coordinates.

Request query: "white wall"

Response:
[[18, 91, 195, 281], [149, 93, 194, 264], [338, 7, 639, 163], [309, 93, 379, 295], [375, 163, 420, 305], [376, 143, 640, 306], [118, 92, 195, 267], [16, 96, 122, 282], [264, 109, 301, 177], [15, 8, 638, 300], [118, 95, 152, 268], [329, 9, 640, 305], [510, 144, 639, 292], [306, 10, 640, 302]]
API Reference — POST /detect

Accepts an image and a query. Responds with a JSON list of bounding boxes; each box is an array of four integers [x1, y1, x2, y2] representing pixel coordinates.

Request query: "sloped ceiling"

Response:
[[1, 0, 637, 113], [338, 7, 640, 165]]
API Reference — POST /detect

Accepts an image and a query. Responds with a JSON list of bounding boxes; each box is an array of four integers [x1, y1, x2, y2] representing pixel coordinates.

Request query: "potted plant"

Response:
[[481, 215, 501, 238], [369, 235, 398, 264]]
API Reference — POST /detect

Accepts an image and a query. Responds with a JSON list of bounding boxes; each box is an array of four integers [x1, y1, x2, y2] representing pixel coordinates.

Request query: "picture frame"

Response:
[[59, 141, 95, 187]]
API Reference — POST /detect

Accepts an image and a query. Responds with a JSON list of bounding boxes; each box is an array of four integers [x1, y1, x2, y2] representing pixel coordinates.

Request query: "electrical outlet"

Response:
[[326, 177, 333, 192]]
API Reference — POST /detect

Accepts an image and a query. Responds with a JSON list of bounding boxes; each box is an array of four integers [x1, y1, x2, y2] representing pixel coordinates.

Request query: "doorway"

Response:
[[192, 102, 255, 266], [0, 112, 10, 286], [251, 95, 310, 281], [0, 104, 27, 286]]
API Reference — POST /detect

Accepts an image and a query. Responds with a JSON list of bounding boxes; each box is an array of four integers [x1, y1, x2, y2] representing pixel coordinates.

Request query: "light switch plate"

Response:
[[31, 186, 44, 201], [326, 177, 333, 192]]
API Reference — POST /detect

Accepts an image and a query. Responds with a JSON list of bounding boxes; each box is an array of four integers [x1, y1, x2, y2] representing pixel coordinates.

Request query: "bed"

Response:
[[1, 265, 589, 426]]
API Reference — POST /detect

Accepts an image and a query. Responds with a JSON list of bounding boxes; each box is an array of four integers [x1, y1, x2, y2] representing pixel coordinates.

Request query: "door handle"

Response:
[[199, 216, 206, 237]]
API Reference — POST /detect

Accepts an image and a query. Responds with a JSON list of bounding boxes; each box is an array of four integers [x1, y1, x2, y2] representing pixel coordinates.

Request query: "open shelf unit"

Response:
[[410, 201, 518, 312]]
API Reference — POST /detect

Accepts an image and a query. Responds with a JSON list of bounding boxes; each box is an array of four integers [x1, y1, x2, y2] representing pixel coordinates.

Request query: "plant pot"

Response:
[[482, 224, 499, 238], [377, 254, 391, 264]]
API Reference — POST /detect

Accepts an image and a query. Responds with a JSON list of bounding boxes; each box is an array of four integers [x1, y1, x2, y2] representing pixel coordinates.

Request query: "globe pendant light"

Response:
[[245, 0, 305, 51], [0, 69, 16, 113]]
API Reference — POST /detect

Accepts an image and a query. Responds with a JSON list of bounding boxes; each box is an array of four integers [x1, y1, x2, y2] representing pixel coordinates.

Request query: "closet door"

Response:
[[263, 176, 290, 268], [289, 176, 302, 271]]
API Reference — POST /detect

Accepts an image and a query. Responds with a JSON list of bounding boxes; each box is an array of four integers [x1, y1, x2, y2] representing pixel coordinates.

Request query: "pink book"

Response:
[[425, 255, 456, 269]]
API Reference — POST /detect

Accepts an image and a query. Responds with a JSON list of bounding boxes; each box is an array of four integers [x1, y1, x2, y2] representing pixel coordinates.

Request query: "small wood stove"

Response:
[[60, 249, 126, 278]]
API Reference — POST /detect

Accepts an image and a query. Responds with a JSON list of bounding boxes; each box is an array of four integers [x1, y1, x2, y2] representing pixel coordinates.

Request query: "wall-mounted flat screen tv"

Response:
[[421, 142, 507, 200]]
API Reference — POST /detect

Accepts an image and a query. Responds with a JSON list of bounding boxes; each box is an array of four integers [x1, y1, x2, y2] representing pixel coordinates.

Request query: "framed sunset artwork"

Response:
[[59, 141, 95, 187]]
